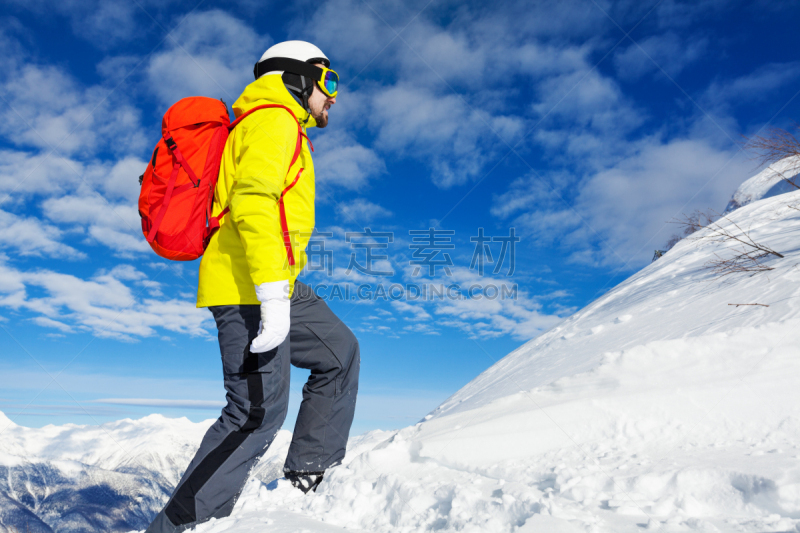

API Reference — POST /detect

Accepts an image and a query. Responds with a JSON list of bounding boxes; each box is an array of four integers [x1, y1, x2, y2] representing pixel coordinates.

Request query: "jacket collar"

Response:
[[232, 74, 318, 128]]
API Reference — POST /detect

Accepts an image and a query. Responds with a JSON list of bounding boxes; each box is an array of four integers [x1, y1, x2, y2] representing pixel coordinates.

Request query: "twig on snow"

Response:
[[671, 209, 784, 277]]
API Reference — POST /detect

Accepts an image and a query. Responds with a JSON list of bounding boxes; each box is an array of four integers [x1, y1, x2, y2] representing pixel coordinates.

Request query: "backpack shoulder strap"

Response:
[[228, 103, 309, 173], [207, 105, 308, 243]]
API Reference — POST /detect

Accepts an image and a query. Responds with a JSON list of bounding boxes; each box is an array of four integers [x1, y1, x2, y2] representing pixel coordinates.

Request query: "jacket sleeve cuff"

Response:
[[255, 280, 291, 302]]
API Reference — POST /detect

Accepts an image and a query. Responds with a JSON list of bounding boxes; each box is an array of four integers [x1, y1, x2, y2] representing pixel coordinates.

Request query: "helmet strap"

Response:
[[281, 72, 315, 118]]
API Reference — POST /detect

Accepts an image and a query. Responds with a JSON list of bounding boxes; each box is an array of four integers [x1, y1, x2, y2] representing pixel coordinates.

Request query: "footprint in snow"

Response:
[[587, 325, 604, 335]]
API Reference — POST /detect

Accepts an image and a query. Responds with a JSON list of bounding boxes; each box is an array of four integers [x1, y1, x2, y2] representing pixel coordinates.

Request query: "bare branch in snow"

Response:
[[745, 126, 800, 191], [672, 209, 783, 277], [670, 209, 719, 237], [708, 250, 775, 276]]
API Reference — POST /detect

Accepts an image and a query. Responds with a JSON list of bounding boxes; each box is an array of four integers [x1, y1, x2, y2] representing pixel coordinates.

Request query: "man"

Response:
[[146, 41, 360, 533]]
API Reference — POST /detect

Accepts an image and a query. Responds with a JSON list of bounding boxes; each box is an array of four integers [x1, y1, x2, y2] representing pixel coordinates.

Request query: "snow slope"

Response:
[[726, 155, 800, 211], [185, 189, 800, 532]]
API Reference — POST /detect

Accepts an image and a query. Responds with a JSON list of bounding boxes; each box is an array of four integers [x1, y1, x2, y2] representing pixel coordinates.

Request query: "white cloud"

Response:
[[309, 0, 606, 78], [703, 62, 800, 109], [533, 67, 644, 138], [303, 0, 406, 68], [102, 157, 149, 202], [614, 32, 709, 81], [5, 0, 186, 49], [381, 265, 564, 339], [88, 226, 152, 255], [496, 56, 800, 269], [0, 44, 151, 255], [415, 268, 561, 339], [336, 198, 392, 223], [390, 15, 591, 89], [42, 194, 139, 229], [391, 300, 431, 321], [652, 0, 736, 29], [73, 0, 141, 46], [370, 83, 523, 187], [33, 316, 75, 333], [0, 259, 211, 341], [306, 0, 599, 188], [138, 279, 164, 297], [0, 151, 85, 200], [402, 322, 439, 335], [42, 192, 149, 256], [427, 284, 561, 340], [512, 42, 591, 78], [572, 138, 748, 262], [322, 266, 389, 286], [32, 316, 74, 333], [317, 14, 630, 184], [103, 264, 147, 281], [313, 131, 386, 190], [0, 64, 145, 157], [0, 209, 85, 259], [394, 21, 489, 87], [435, 300, 559, 340], [491, 173, 567, 220], [0, 255, 25, 296], [494, 136, 754, 266], [145, 10, 270, 106], [307, 0, 738, 203], [92, 398, 225, 409]]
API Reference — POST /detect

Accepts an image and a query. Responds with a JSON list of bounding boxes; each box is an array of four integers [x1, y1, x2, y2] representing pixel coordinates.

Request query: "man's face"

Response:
[[308, 63, 336, 128]]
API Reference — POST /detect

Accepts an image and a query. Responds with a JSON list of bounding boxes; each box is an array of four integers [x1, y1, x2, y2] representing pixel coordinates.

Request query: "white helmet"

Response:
[[255, 40, 329, 78]]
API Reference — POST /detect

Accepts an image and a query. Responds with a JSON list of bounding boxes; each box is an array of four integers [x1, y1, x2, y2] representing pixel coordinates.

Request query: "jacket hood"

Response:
[[232, 73, 317, 128]]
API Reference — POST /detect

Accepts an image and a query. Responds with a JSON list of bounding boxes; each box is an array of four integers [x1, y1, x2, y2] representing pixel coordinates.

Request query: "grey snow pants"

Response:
[[146, 281, 359, 532]]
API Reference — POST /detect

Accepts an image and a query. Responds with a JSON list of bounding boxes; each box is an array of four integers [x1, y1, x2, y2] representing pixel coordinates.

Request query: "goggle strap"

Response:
[[254, 57, 324, 81]]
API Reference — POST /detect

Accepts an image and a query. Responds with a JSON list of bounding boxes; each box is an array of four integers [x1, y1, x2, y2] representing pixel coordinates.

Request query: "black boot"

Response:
[[285, 471, 325, 494]]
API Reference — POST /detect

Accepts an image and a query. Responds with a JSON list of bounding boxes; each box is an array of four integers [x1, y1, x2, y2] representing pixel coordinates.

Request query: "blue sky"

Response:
[[1, 0, 799, 435]]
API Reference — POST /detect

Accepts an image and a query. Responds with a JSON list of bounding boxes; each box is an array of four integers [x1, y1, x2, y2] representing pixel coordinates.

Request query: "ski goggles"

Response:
[[254, 57, 339, 98], [318, 67, 339, 98]]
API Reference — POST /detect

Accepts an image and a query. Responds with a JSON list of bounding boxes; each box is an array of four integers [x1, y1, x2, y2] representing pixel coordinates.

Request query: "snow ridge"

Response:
[[726, 155, 800, 212]]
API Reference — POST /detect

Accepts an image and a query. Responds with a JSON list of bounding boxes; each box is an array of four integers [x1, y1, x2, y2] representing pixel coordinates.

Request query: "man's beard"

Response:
[[312, 107, 328, 128]]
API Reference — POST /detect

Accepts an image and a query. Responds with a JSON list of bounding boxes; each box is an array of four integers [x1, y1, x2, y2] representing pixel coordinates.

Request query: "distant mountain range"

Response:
[[0, 411, 300, 533], [0, 413, 208, 532]]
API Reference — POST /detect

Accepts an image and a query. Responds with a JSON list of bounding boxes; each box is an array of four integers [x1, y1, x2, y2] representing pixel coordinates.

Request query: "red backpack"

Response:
[[138, 97, 307, 261]]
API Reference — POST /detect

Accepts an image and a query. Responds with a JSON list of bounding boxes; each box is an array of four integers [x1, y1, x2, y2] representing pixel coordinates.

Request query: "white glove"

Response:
[[250, 280, 291, 353]]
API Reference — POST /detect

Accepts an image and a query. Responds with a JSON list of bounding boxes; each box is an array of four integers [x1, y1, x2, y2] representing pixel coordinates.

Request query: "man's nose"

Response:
[[328, 96, 337, 105]]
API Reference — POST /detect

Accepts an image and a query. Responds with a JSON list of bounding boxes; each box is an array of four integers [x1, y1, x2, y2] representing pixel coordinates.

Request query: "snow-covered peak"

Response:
[[0, 410, 211, 475], [0, 409, 16, 430], [726, 155, 800, 211]]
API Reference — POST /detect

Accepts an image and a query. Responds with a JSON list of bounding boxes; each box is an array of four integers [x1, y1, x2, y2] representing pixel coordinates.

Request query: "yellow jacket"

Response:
[[197, 74, 316, 307]]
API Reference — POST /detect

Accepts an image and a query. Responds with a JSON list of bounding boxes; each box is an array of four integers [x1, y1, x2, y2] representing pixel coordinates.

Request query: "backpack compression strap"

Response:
[[145, 133, 204, 244]]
